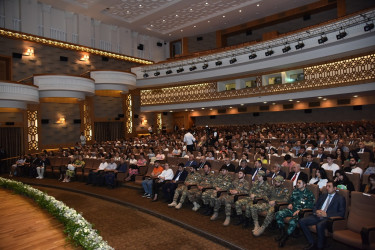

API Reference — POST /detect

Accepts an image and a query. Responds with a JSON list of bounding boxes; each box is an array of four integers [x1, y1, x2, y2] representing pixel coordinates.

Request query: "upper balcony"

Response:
[[0, 81, 39, 109]]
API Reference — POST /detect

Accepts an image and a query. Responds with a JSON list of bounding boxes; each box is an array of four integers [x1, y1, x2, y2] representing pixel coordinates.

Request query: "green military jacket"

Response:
[[184, 172, 202, 186], [289, 188, 315, 212], [199, 171, 215, 188], [250, 180, 271, 201], [213, 174, 233, 191], [269, 185, 290, 203], [230, 178, 250, 195]]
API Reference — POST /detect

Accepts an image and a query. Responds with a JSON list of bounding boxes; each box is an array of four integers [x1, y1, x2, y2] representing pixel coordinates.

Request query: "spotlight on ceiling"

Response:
[[229, 58, 237, 64], [202, 63, 209, 69], [295, 40, 305, 50], [282, 45, 291, 53], [364, 22, 374, 32], [318, 35, 328, 44], [215, 60, 222, 66], [166, 69, 172, 75], [336, 29, 347, 40], [176, 67, 184, 73], [265, 49, 274, 56], [249, 52, 257, 59], [154, 71, 160, 76], [143, 72, 149, 78], [189, 65, 197, 71]]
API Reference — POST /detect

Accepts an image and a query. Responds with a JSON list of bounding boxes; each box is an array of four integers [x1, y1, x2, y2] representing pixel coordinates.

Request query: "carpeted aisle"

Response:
[[2, 175, 353, 250]]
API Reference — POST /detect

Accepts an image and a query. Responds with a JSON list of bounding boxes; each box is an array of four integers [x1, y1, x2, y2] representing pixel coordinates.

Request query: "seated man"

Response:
[[152, 163, 174, 201], [321, 154, 340, 175], [299, 181, 346, 250], [251, 175, 290, 236], [343, 157, 363, 177], [235, 159, 252, 175], [141, 161, 163, 198], [163, 163, 188, 203], [267, 163, 286, 179], [185, 154, 198, 168], [281, 154, 297, 172], [287, 164, 308, 187], [275, 176, 315, 248], [168, 164, 200, 209], [86, 158, 108, 185], [105, 157, 128, 188], [301, 154, 320, 174], [214, 170, 250, 226], [36, 155, 50, 179], [9, 155, 26, 177]]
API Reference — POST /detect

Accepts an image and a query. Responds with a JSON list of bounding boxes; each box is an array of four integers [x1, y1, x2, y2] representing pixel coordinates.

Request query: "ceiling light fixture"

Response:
[[176, 67, 184, 73], [265, 48, 274, 56], [318, 34, 328, 44], [202, 62, 209, 69], [364, 22, 374, 32], [249, 51, 257, 59], [229, 57, 237, 64], [166, 69, 173, 75], [154, 71, 160, 76], [336, 28, 347, 40], [143, 72, 149, 78], [295, 39, 305, 50], [189, 65, 197, 71], [282, 44, 291, 53], [215, 60, 222, 66]]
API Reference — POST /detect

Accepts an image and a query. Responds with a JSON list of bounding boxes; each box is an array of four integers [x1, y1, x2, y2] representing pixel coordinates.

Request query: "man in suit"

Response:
[[299, 181, 346, 250], [184, 154, 198, 168], [287, 164, 308, 187], [301, 154, 320, 174], [267, 163, 286, 179], [235, 159, 252, 175], [356, 141, 374, 162], [250, 160, 267, 181], [223, 157, 236, 172], [163, 163, 188, 203], [314, 147, 327, 163], [197, 156, 207, 169]]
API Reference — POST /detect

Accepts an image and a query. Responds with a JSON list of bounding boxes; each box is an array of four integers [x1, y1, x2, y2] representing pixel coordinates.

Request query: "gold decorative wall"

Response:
[[25, 105, 39, 152], [157, 113, 162, 133], [141, 53, 375, 106], [125, 94, 133, 135], [82, 98, 93, 141]]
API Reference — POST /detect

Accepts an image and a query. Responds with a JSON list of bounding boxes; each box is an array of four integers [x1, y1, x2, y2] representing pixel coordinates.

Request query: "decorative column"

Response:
[[156, 113, 162, 135], [81, 97, 94, 143], [124, 93, 133, 137], [24, 104, 40, 154]]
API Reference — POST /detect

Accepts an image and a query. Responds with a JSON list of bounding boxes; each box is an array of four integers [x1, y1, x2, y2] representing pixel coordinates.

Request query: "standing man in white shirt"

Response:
[[80, 132, 87, 146], [184, 130, 196, 153], [321, 154, 340, 175]]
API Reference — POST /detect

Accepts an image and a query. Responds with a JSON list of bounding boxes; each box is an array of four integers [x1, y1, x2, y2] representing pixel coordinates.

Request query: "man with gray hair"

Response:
[[267, 163, 286, 179]]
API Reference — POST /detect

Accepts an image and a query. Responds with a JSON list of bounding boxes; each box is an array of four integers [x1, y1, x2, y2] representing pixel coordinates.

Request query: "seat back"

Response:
[[347, 192, 375, 233], [325, 169, 334, 181], [336, 189, 350, 218], [301, 168, 311, 181], [345, 172, 361, 191], [282, 180, 294, 194], [306, 184, 319, 202]]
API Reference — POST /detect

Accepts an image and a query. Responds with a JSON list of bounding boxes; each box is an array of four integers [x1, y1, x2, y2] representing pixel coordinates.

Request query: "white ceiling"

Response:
[[38, 0, 318, 41]]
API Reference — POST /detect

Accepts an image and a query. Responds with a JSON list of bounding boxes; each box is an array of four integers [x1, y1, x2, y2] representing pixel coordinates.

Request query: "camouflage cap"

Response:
[[274, 175, 285, 182], [258, 170, 266, 176]]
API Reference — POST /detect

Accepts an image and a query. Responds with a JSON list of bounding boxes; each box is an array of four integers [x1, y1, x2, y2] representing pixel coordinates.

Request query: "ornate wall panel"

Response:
[[125, 94, 133, 135], [157, 113, 162, 133], [25, 105, 39, 153], [140, 53, 375, 106], [82, 98, 93, 142]]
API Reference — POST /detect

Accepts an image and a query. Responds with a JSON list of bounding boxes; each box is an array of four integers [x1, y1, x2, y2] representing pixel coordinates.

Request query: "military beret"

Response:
[[258, 170, 266, 176], [274, 175, 285, 182]]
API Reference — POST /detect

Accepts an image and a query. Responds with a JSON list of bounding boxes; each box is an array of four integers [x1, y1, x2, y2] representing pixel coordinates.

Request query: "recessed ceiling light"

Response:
[[353, 95, 358, 98], [272, 103, 276, 105], [169, 34, 171, 36], [209, 108, 213, 110], [189, 8, 193, 12], [240, 104, 244, 106], [201, 107, 205, 109], [185, 109, 188, 111], [175, 14, 179, 17], [222, 15, 225, 18], [162, 19, 166, 22], [191, 109, 194, 111], [257, 4, 260, 7], [193, 25, 196, 28], [170, 110, 173, 112], [296, 100, 300, 103], [239, 9, 242, 13], [229, 106, 233, 108], [205, 2, 209, 6], [263, 101, 267, 104], [139, 4, 142, 7], [318, 96, 323, 99], [126, 10, 130, 14], [180, 29, 183, 32], [323, 98, 327, 101], [207, 20, 210, 23], [289, 99, 293, 102], [150, 24, 153, 27]]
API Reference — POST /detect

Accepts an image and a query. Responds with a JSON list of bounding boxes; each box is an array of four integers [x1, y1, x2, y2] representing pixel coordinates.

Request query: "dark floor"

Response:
[[1, 174, 355, 250]]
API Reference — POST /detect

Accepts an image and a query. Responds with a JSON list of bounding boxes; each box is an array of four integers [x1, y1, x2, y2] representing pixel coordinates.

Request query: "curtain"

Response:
[[94, 122, 124, 142], [0, 127, 23, 158]]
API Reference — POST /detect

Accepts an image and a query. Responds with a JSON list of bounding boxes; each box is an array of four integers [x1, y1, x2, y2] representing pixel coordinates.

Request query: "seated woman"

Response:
[[334, 169, 355, 191], [9, 155, 26, 177], [63, 155, 85, 182], [309, 168, 328, 191], [152, 163, 174, 201], [334, 148, 346, 167], [128, 154, 137, 165], [364, 174, 375, 194], [59, 157, 74, 181], [137, 153, 147, 167], [171, 145, 181, 157]]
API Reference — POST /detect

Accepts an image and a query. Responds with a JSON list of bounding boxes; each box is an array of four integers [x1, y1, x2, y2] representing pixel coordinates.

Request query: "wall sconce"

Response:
[[23, 48, 34, 56], [55, 117, 66, 124], [80, 54, 89, 61], [142, 119, 148, 125]]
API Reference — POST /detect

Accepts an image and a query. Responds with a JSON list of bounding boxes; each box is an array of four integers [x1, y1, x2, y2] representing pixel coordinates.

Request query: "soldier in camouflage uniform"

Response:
[[235, 170, 271, 227], [213, 170, 250, 226], [187, 162, 215, 212], [275, 176, 315, 248], [206, 165, 235, 219], [168, 164, 202, 209], [251, 175, 290, 236]]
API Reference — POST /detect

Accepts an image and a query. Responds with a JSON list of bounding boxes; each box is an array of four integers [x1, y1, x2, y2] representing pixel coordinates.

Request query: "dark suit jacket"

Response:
[[267, 170, 286, 179], [250, 167, 267, 176], [172, 170, 188, 182], [287, 171, 308, 182], [301, 161, 320, 173], [356, 147, 375, 161], [226, 163, 236, 172], [314, 153, 327, 162], [185, 160, 198, 168], [235, 165, 252, 175], [313, 193, 346, 218], [197, 161, 207, 169]]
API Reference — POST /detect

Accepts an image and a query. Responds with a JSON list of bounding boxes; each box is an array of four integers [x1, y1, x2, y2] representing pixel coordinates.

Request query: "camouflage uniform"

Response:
[[250, 181, 290, 229], [275, 187, 315, 235], [214, 178, 250, 216], [202, 173, 233, 207], [172, 171, 202, 204], [187, 172, 215, 203]]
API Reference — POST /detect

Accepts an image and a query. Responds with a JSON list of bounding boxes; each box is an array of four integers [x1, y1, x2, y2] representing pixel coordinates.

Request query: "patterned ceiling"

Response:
[[38, 0, 318, 40]]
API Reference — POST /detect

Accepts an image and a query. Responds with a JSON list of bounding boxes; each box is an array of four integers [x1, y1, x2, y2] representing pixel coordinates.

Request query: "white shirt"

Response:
[[80, 135, 86, 145], [321, 163, 340, 175], [158, 169, 174, 182], [291, 171, 300, 186], [107, 162, 117, 170], [184, 132, 195, 145], [309, 178, 328, 189], [321, 193, 336, 211], [348, 167, 363, 177], [98, 162, 108, 170], [129, 158, 137, 165]]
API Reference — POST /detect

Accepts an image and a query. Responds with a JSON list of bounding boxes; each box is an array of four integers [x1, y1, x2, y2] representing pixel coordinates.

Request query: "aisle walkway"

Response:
[[0, 188, 74, 250]]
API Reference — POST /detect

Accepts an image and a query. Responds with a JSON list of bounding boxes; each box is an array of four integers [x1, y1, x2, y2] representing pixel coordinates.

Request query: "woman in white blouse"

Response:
[[152, 163, 174, 201], [309, 168, 328, 191]]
